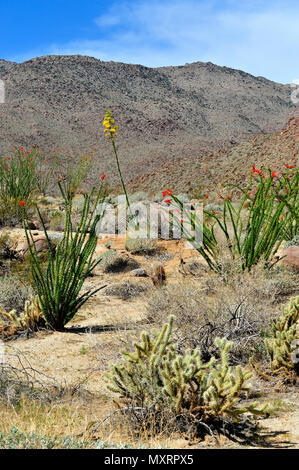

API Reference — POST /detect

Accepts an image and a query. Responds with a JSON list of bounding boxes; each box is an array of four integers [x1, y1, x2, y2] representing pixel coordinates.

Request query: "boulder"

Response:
[[20, 235, 55, 258], [278, 245, 299, 272], [130, 268, 148, 277], [28, 219, 49, 231]]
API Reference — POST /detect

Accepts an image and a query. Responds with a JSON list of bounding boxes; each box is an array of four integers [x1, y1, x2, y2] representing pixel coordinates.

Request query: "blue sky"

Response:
[[1, 0, 299, 83]]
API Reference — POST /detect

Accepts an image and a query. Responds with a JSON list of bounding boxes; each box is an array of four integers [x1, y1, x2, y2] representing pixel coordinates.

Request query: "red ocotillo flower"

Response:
[[162, 189, 173, 197], [251, 164, 262, 175], [283, 163, 294, 169]]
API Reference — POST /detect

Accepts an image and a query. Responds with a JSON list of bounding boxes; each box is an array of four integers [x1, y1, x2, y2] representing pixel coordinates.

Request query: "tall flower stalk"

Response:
[[103, 109, 136, 227]]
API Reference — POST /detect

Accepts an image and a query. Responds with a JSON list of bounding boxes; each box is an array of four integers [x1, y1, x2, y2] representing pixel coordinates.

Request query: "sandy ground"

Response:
[[1, 228, 298, 448]]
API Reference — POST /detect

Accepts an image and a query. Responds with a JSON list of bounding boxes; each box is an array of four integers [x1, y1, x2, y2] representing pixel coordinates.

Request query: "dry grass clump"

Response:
[[0, 233, 17, 260], [99, 250, 140, 273], [0, 275, 34, 315], [0, 198, 31, 228], [146, 263, 298, 364], [125, 237, 158, 256], [49, 210, 65, 231], [104, 281, 148, 301]]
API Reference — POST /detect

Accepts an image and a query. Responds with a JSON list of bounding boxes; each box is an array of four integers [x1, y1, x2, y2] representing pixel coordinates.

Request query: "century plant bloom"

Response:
[[102, 109, 135, 226], [103, 109, 118, 140]]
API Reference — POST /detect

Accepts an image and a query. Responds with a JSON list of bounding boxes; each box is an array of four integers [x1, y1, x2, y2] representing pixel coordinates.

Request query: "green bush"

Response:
[[0, 427, 92, 449], [284, 233, 299, 249]]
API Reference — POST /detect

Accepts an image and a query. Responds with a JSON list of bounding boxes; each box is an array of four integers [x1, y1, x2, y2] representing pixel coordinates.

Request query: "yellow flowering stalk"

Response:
[[102, 109, 137, 228], [103, 109, 118, 139]]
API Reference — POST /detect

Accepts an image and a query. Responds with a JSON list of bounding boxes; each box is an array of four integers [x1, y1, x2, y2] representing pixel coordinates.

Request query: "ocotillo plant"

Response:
[[0, 147, 39, 201], [0, 147, 39, 223], [22, 179, 107, 331], [172, 166, 299, 272]]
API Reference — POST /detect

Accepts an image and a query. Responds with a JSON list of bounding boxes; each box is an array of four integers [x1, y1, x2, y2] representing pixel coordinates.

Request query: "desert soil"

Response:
[[1, 228, 299, 449]]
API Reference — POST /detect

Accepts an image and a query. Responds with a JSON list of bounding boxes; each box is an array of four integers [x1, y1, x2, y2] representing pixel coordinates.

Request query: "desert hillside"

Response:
[[129, 115, 299, 196], [0, 55, 296, 186]]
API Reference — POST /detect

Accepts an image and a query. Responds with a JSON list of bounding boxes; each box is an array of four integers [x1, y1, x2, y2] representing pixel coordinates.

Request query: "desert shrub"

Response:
[[264, 296, 299, 374], [71, 195, 86, 212], [129, 191, 149, 203], [98, 250, 118, 271], [105, 281, 148, 300], [49, 210, 65, 231], [125, 237, 157, 256], [0, 233, 17, 260], [204, 203, 223, 213], [284, 233, 299, 249], [146, 264, 297, 363], [100, 252, 140, 273], [0, 427, 155, 449], [22, 178, 107, 330], [0, 275, 34, 314], [0, 427, 93, 449], [106, 316, 267, 440]]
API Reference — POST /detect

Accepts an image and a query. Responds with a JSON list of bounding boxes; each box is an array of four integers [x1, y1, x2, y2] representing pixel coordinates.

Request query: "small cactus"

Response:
[[0, 295, 45, 332], [264, 296, 299, 374], [106, 316, 268, 436]]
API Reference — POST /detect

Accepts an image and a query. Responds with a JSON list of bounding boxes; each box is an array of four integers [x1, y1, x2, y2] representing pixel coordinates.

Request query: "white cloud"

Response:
[[11, 0, 299, 83]]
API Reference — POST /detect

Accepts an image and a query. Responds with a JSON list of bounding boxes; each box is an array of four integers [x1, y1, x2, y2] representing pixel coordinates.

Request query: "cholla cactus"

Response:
[[264, 296, 299, 374], [106, 316, 267, 433], [0, 295, 45, 331]]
